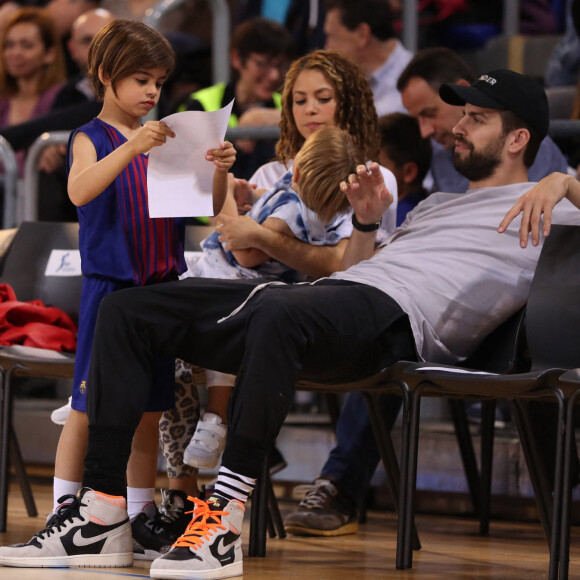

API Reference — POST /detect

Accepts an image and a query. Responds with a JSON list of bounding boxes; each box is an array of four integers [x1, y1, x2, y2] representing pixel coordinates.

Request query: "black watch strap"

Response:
[[352, 213, 381, 232]]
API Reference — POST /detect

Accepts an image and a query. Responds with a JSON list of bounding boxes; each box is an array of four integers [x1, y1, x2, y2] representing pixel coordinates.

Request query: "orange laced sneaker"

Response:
[[150, 494, 244, 580]]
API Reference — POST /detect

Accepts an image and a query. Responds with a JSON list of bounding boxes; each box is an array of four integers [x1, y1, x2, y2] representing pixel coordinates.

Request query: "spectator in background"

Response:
[[0, 7, 66, 176], [377, 113, 431, 226], [545, 0, 580, 87], [180, 17, 295, 180], [323, 0, 412, 116], [44, 0, 101, 77], [396, 47, 569, 193]]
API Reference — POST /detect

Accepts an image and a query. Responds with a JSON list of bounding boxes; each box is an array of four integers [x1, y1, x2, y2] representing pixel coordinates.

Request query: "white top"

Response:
[[250, 160, 399, 235], [367, 40, 414, 117], [332, 182, 580, 363]]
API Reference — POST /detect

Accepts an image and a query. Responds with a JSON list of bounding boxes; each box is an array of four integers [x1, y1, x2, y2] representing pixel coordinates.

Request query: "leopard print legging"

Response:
[[158, 359, 204, 479]]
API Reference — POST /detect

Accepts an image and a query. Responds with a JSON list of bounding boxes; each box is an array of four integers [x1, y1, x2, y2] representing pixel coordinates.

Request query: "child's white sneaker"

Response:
[[50, 396, 72, 425], [183, 412, 227, 469]]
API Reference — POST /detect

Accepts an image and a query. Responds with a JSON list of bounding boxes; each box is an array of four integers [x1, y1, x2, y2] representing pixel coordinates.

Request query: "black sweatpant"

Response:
[[82, 277, 415, 496]]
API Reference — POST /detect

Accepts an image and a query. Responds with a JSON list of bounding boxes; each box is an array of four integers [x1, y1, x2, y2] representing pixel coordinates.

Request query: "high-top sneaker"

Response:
[[0, 488, 132, 568], [150, 494, 243, 580], [131, 490, 195, 560]]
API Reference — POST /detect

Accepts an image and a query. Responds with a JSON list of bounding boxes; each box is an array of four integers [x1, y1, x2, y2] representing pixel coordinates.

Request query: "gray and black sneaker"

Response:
[[284, 478, 359, 536], [131, 490, 196, 561]]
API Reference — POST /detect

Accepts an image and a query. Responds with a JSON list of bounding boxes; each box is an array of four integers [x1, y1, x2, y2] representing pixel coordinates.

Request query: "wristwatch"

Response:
[[352, 213, 381, 232]]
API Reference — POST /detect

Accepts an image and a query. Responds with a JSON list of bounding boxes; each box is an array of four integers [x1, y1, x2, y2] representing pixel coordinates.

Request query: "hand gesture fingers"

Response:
[[206, 141, 237, 172]]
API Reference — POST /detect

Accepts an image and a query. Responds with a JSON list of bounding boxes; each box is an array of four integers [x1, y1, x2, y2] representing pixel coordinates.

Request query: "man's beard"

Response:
[[453, 136, 504, 182]]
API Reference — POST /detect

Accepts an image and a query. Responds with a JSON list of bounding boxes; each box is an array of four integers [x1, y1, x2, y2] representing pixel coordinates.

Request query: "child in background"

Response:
[[376, 112, 432, 225], [53, 18, 234, 561]]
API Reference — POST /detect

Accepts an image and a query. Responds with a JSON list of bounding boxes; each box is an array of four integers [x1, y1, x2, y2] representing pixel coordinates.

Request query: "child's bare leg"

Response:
[[53, 410, 88, 510], [205, 385, 233, 423], [126, 411, 162, 518]]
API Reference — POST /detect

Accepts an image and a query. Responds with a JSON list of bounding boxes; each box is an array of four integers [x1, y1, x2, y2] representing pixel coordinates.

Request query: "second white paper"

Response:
[[147, 100, 234, 218]]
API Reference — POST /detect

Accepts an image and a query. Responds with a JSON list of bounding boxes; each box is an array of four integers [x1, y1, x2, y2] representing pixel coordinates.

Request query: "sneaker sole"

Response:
[[284, 521, 358, 537], [150, 560, 242, 579], [183, 449, 220, 470], [0, 552, 133, 567]]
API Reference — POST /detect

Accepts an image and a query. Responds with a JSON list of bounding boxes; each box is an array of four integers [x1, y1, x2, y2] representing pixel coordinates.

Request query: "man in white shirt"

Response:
[[323, 0, 412, 116]]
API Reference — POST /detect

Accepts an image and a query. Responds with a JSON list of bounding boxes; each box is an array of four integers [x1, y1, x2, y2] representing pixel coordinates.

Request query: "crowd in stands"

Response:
[[0, 0, 580, 579]]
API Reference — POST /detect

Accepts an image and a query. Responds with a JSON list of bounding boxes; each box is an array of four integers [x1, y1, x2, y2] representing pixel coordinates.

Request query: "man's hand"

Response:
[[498, 172, 573, 247], [37, 144, 66, 173], [215, 214, 263, 250], [340, 162, 393, 224], [206, 141, 236, 172]]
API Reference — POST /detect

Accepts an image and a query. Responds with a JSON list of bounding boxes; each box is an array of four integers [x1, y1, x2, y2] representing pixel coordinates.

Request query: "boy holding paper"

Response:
[[51, 18, 235, 549]]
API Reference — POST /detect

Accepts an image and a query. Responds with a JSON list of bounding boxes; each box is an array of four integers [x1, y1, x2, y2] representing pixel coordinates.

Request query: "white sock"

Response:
[[214, 466, 255, 504], [53, 477, 81, 511], [126, 487, 156, 519]]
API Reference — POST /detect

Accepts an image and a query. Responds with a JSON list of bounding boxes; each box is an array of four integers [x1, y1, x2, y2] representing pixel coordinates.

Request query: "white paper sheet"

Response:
[[147, 101, 234, 218]]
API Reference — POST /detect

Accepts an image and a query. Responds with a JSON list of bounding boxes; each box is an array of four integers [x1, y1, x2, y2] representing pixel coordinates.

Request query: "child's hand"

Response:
[[233, 178, 257, 213], [130, 121, 175, 155], [206, 141, 236, 173]]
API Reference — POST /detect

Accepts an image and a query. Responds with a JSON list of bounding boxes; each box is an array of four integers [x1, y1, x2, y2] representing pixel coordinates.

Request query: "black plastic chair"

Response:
[[247, 302, 528, 566], [0, 221, 83, 532], [390, 224, 580, 579]]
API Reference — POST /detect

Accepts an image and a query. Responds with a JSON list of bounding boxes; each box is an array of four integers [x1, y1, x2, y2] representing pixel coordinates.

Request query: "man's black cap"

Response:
[[439, 69, 549, 139]]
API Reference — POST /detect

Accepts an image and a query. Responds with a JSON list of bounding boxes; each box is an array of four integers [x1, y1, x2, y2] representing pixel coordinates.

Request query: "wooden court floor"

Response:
[[0, 480, 579, 579]]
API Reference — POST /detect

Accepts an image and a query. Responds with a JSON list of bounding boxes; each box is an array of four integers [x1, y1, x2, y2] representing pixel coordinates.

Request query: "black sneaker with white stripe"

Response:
[[132, 490, 195, 560], [0, 488, 132, 568]]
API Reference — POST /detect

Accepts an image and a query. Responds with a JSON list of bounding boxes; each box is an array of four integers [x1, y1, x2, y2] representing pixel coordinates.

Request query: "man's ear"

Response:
[[402, 161, 419, 186], [356, 22, 372, 46], [455, 79, 471, 87], [230, 49, 242, 72], [507, 128, 531, 155]]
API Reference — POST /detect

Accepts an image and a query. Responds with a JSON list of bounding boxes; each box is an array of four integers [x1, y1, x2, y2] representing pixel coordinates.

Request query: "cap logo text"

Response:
[[478, 75, 497, 85]]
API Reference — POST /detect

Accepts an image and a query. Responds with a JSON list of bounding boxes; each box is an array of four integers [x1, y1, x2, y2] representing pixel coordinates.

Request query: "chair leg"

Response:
[[0, 368, 15, 533], [402, 386, 425, 569], [479, 400, 496, 535], [267, 474, 286, 540], [362, 393, 421, 555], [510, 399, 553, 547], [248, 456, 269, 557], [9, 426, 37, 517], [448, 399, 482, 518], [558, 389, 579, 580]]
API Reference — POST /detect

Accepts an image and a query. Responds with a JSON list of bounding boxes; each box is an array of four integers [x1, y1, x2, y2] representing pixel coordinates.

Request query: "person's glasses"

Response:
[[75, 35, 94, 46], [248, 55, 287, 75]]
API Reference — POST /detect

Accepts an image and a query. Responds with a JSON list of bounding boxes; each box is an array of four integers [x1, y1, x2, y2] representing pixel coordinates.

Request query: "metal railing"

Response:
[[17, 120, 580, 224], [20, 126, 282, 223], [0, 136, 18, 229]]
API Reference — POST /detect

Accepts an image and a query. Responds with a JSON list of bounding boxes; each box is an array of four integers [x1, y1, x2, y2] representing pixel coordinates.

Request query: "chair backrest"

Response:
[[461, 306, 529, 374], [0, 221, 82, 323], [525, 224, 580, 370]]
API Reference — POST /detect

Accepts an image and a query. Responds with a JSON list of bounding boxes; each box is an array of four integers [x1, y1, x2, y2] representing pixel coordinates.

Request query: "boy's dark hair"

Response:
[[89, 19, 175, 101], [230, 17, 295, 62], [325, 0, 395, 40], [378, 113, 432, 188], [397, 47, 476, 93]]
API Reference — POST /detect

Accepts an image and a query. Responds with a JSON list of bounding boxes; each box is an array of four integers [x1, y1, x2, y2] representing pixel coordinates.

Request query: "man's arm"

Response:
[[216, 213, 348, 276], [340, 163, 394, 270], [498, 172, 580, 247]]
